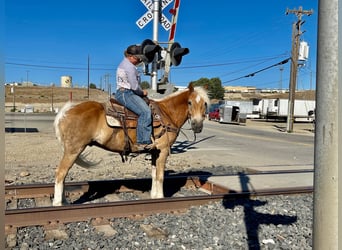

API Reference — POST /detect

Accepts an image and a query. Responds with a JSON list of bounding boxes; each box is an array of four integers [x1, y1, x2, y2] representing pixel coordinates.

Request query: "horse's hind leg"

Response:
[[52, 153, 79, 206]]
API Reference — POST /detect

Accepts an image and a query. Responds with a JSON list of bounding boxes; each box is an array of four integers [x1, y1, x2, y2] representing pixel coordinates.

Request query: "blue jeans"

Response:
[[115, 89, 152, 144]]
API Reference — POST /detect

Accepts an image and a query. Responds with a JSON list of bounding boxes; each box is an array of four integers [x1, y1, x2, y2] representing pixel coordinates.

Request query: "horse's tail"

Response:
[[75, 152, 102, 168], [54, 101, 76, 148]]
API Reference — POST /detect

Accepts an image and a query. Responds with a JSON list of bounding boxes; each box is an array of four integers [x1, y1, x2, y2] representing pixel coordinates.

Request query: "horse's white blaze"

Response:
[[195, 94, 201, 103]]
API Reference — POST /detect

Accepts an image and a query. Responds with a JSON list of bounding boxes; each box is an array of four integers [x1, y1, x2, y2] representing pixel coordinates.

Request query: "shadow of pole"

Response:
[[223, 172, 298, 249]]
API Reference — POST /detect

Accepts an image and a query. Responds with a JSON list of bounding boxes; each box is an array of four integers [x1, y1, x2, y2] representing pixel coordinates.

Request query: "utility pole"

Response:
[[279, 66, 284, 91], [104, 73, 111, 98], [285, 6, 313, 132], [87, 55, 90, 99]]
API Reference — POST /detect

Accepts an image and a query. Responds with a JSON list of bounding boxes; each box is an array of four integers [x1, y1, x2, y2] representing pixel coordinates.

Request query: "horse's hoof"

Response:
[[52, 199, 69, 206], [52, 201, 62, 207]]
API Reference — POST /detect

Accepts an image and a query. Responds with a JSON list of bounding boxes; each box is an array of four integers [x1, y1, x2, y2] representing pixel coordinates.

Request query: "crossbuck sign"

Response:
[[136, 0, 173, 31]]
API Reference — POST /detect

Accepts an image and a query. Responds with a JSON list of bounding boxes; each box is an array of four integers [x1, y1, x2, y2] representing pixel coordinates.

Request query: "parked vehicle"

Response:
[[208, 108, 220, 121], [221, 100, 254, 120], [219, 104, 243, 124], [252, 99, 276, 119], [266, 98, 315, 121]]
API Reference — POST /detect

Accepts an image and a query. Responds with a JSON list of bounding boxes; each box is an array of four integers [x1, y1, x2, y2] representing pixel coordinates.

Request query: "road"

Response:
[[5, 113, 55, 133], [5, 113, 314, 170], [174, 119, 314, 170]]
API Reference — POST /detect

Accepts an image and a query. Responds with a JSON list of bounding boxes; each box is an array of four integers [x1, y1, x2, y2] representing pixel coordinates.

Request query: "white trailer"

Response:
[[266, 98, 315, 121], [223, 100, 254, 120], [252, 99, 276, 119], [219, 104, 241, 124]]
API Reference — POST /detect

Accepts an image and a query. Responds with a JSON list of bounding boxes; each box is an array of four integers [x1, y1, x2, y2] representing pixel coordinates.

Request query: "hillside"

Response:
[[4, 85, 110, 112], [5, 85, 110, 103], [223, 90, 315, 101], [4, 85, 316, 112]]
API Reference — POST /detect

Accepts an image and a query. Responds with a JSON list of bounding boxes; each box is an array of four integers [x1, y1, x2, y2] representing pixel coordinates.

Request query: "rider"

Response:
[[115, 44, 153, 151]]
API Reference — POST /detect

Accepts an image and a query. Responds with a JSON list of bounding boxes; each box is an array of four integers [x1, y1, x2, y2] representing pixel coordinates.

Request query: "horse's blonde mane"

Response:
[[194, 86, 211, 107], [153, 88, 187, 101], [154, 86, 210, 106]]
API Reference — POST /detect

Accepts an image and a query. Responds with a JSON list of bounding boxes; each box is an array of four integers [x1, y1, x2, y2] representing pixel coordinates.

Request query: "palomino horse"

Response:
[[53, 83, 209, 206]]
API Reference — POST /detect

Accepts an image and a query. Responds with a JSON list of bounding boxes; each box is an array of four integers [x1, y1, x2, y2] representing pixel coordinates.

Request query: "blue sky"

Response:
[[5, 0, 318, 90]]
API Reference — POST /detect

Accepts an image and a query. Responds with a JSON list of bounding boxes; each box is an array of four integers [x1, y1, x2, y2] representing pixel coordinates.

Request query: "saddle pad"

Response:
[[106, 115, 121, 127]]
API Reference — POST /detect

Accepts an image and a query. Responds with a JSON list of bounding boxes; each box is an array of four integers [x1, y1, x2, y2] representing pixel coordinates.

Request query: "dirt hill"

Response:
[[5, 85, 110, 104], [223, 90, 315, 101], [4, 85, 316, 112], [4, 85, 110, 112]]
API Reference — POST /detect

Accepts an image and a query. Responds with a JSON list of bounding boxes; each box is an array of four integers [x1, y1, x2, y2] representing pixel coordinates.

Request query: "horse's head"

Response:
[[187, 83, 210, 133]]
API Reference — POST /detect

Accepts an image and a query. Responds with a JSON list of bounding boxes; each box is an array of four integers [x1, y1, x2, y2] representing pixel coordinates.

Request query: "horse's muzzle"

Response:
[[191, 120, 203, 133]]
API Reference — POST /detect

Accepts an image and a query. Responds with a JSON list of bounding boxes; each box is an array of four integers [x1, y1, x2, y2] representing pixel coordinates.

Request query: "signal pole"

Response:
[[285, 7, 313, 132], [151, 0, 160, 91]]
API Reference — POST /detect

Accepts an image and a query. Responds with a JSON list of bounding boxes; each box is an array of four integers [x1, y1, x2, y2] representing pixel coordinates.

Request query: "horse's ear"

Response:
[[188, 82, 194, 92]]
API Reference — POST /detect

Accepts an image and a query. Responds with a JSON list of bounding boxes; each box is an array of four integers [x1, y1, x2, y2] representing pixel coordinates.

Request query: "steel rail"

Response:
[[5, 186, 313, 230], [5, 176, 200, 200], [5, 173, 313, 233]]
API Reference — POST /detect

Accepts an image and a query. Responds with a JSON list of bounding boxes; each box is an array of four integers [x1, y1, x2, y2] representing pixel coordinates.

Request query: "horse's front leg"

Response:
[[53, 153, 78, 206], [150, 149, 168, 199]]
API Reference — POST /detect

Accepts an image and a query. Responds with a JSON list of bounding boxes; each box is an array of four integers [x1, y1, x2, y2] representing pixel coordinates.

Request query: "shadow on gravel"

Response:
[[222, 172, 298, 250], [72, 170, 213, 204], [171, 135, 216, 154]]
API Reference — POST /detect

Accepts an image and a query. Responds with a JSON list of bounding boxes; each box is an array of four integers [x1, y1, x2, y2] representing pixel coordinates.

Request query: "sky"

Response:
[[5, 0, 318, 90]]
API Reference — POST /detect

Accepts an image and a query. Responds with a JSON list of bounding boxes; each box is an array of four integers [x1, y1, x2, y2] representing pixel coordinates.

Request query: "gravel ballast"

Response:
[[9, 193, 312, 249]]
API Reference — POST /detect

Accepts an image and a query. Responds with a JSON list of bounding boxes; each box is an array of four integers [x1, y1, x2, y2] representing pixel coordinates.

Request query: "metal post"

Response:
[[312, 0, 338, 248], [26, 70, 29, 86], [12, 85, 15, 112], [162, 0, 180, 84], [279, 66, 283, 91], [51, 84, 54, 113], [151, 0, 160, 91]]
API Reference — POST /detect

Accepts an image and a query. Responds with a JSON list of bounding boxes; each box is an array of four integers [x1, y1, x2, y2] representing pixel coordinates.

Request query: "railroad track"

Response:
[[5, 172, 313, 243]]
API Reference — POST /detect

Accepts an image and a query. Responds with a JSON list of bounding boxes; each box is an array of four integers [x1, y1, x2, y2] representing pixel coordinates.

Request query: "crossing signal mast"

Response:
[[136, 0, 189, 94]]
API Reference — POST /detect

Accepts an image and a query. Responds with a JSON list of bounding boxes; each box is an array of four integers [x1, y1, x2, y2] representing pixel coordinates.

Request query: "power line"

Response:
[[5, 62, 113, 71], [6, 52, 288, 72], [177, 54, 288, 70], [222, 58, 290, 84]]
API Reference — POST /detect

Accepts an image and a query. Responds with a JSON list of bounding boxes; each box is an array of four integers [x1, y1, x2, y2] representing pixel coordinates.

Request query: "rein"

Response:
[[180, 118, 197, 142]]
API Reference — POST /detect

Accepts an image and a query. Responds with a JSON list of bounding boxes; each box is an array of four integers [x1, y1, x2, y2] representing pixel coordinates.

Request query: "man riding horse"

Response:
[[115, 44, 153, 152]]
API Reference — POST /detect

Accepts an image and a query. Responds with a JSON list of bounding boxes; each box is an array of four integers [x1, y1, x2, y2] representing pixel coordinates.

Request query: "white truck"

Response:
[[265, 98, 315, 121]]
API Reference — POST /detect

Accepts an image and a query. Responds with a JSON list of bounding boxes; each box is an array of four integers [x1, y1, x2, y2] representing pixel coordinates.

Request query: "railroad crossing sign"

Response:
[[136, 0, 173, 30]]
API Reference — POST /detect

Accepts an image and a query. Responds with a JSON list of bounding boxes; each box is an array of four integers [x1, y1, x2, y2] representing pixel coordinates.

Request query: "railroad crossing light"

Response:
[[141, 39, 161, 64], [170, 42, 189, 66]]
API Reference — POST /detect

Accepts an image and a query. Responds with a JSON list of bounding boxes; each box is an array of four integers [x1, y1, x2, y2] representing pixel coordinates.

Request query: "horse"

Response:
[[52, 83, 209, 206]]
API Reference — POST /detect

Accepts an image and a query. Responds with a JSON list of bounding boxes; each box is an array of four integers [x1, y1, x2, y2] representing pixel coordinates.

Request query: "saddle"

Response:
[[103, 98, 162, 129], [103, 97, 178, 157]]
